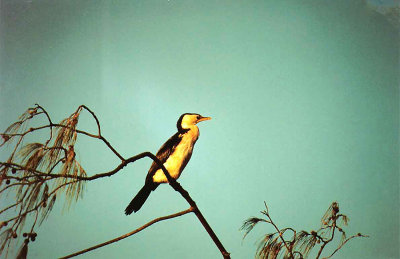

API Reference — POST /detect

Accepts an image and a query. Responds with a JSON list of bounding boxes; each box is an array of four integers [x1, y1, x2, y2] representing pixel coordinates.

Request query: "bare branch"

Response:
[[1, 104, 231, 259], [323, 233, 369, 259], [79, 105, 101, 136], [35, 104, 53, 145], [60, 207, 194, 259]]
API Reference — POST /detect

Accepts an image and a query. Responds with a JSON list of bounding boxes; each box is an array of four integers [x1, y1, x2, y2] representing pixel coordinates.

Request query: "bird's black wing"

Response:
[[146, 132, 182, 183]]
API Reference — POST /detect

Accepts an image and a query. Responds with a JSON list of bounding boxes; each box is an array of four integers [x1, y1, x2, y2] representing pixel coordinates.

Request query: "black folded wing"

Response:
[[146, 132, 183, 183]]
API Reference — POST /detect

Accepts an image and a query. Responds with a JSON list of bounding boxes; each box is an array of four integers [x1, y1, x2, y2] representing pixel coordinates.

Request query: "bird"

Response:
[[125, 113, 211, 215]]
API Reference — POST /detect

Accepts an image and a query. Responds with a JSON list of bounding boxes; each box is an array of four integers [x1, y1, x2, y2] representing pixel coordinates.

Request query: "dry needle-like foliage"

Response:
[[0, 104, 231, 259], [241, 202, 368, 259], [0, 105, 92, 257]]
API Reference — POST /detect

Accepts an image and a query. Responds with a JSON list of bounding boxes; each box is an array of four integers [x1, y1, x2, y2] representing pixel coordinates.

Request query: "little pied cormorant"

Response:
[[125, 113, 211, 215]]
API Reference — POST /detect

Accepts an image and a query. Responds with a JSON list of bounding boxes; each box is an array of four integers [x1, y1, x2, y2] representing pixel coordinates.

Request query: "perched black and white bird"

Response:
[[125, 113, 211, 215]]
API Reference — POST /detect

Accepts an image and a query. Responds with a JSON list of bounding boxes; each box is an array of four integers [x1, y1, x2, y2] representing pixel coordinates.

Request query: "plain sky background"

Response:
[[0, 0, 399, 258]]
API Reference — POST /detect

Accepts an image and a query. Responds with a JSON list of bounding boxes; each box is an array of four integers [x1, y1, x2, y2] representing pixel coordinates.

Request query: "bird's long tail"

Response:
[[125, 184, 153, 215]]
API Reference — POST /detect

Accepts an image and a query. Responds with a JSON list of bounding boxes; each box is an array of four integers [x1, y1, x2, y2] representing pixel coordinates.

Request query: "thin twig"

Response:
[[30, 209, 39, 232], [79, 105, 101, 136], [60, 207, 194, 259], [0, 200, 22, 214], [323, 234, 369, 259], [1, 104, 231, 259], [316, 221, 336, 259], [35, 104, 53, 146], [262, 204, 294, 259], [78, 105, 124, 160], [98, 135, 125, 161], [0, 181, 40, 194], [4, 124, 97, 139]]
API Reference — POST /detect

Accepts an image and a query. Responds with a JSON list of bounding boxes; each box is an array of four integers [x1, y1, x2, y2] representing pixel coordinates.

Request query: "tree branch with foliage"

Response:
[[241, 202, 368, 259], [0, 104, 230, 258]]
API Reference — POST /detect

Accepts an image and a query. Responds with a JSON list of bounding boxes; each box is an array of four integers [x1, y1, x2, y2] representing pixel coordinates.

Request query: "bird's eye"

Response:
[[197, 115, 200, 119]]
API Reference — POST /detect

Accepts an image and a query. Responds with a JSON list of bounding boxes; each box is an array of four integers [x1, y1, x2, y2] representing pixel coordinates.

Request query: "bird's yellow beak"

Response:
[[197, 116, 211, 123]]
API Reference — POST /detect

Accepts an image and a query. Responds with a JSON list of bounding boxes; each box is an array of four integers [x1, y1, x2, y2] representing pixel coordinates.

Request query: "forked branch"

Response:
[[0, 104, 230, 259]]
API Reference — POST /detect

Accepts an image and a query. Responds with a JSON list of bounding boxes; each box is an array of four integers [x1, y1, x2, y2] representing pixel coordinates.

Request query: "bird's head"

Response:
[[177, 113, 211, 132]]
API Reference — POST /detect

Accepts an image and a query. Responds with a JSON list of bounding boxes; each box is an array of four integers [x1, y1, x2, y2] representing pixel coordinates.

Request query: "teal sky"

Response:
[[0, 1, 399, 258]]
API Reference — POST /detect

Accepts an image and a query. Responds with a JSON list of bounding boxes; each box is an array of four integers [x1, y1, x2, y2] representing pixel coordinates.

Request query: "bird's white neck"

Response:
[[184, 125, 199, 142]]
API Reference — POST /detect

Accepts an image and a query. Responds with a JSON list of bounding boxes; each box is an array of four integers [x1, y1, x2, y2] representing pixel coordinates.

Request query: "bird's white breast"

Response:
[[153, 127, 199, 183]]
